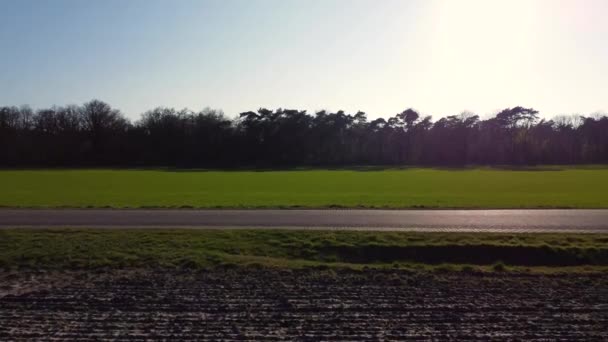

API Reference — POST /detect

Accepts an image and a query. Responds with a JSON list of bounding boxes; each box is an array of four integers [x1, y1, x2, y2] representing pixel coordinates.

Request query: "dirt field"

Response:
[[1, 269, 607, 340]]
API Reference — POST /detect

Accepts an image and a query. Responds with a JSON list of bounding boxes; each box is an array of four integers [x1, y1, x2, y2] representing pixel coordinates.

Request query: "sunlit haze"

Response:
[[1, 0, 606, 120]]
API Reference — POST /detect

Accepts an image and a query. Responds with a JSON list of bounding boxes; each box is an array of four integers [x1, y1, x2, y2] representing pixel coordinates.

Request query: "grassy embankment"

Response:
[[1, 229, 607, 273], [0, 166, 607, 208]]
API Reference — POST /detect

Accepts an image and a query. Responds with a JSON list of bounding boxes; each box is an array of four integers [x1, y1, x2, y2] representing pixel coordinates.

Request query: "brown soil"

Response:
[[1, 269, 607, 340]]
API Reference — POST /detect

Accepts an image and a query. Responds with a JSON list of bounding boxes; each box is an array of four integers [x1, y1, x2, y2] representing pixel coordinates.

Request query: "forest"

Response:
[[1, 100, 607, 167]]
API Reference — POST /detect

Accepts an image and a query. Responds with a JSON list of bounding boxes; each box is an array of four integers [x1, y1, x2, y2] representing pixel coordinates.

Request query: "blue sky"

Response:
[[1, 0, 606, 120]]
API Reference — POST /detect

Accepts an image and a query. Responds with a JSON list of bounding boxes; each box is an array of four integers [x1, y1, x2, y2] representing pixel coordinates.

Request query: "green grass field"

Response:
[[0, 167, 607, 208], [1, 229, 607, 272]]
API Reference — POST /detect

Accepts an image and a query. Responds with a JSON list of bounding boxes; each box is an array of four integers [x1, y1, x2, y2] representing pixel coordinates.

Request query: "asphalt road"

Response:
[[1, 209, 608, 233]]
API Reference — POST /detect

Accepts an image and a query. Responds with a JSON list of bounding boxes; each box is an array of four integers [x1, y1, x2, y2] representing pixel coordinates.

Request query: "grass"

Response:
[[0, 167, 607, 208], [1, 229, 607, 273]]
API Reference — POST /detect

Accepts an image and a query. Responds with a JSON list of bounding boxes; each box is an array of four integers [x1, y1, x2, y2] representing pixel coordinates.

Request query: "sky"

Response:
[[1, 0, 607, 120]]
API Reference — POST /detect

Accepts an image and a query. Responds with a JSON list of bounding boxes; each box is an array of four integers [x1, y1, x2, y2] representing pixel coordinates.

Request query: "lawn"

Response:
[[1, 229, 607, 272], [0, 167, 606, 208]]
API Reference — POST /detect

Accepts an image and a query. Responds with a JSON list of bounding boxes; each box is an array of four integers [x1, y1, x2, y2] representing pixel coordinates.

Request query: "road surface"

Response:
[[1, 209, 607, 233]]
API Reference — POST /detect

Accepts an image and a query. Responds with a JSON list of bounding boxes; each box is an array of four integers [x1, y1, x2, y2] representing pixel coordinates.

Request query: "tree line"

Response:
[[1, 100, 607, 167]]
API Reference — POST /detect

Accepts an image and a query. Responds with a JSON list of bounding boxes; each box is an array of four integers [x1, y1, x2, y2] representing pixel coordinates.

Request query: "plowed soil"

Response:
[[1, 269, 607, 340]]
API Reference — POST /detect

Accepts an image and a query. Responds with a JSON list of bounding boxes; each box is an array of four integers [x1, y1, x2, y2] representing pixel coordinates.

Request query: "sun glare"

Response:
[[419, 0, 542, 112]]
